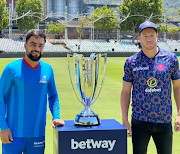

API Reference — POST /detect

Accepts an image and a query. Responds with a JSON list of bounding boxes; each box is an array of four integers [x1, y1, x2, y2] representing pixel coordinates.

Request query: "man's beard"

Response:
[[27, 51, 42, 61]]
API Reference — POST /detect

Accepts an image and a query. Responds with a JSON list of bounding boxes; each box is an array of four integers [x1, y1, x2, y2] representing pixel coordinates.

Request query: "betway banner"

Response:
[[53, 119, 127, 154]]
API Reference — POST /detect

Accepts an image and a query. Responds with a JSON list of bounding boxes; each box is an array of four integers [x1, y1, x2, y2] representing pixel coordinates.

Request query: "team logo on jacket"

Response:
[[145, 77, 161, 93], [147, 77, 157, 88], [39, 76, 47, 83], [157, 64, 165, 71]]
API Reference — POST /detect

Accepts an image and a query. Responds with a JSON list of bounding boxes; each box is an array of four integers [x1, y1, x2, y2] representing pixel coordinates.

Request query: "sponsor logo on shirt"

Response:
[[145, 88, 161, 93], [157, 64, 165, 71], [133, 66, 149, 71], [145, 77, 161, 93], [39, 76, 47, 83], [34, 140, 45, 147], [147, 77, 157, 88]]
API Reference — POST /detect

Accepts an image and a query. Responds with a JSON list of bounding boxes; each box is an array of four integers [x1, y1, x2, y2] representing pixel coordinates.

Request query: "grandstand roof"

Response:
[[57, 20, 92, 28], [83, 0, 122, 5], [156, 23, 178, 29]]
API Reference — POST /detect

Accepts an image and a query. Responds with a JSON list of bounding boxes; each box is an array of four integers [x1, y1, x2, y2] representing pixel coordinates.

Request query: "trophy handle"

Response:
[[91, 53, 107, 105], [67, 53, 85, 106]]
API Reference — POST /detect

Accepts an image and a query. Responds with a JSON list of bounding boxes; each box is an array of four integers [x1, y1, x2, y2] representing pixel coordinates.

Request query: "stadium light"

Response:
[[115, 7, 130, 41], [115, 10, 120, 41], [178, 23, 180, 40], [8, 5, 52, 38], [69, 10, 106, 41], [8, 3, 33, 38], [90, 7, 94, 40]]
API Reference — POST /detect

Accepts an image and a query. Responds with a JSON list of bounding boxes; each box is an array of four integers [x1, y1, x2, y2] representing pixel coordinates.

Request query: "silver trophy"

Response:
[[67, 53, 107, 126]]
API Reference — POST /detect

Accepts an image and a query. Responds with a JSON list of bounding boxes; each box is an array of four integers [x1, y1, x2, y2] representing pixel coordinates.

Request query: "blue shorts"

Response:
[[2, 136, 45, 154]]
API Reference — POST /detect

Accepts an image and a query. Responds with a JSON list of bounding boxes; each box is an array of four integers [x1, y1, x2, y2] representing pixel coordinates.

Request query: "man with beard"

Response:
[[120, 21, 180, 154], [0, 29, 65, 154]]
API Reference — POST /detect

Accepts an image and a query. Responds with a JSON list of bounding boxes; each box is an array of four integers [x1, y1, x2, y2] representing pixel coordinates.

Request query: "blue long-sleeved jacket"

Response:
[[0, 58, 60, 137]]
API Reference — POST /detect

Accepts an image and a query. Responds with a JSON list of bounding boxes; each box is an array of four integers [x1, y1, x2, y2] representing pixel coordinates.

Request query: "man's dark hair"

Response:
[[26, 29, 46, 43]]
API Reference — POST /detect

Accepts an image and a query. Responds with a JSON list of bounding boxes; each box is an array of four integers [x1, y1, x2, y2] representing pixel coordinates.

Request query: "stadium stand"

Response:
[[0, 38, 69, 53], [157, 40, 173, 52], [0, 38, 25, 53], [157, 40, 180, 52], [165, 40, 180, 52], [44, 42, 69, 52], [64, 40, 140, 53], [0, 38, 179, 57]]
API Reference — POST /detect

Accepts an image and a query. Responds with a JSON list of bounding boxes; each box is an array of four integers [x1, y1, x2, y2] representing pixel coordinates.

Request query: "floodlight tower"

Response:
[[43, 0, 47, 31], [90, 6, 94, 41], [115, 7, 121, 41], [65, 5, 68, 40], [44, 0, 47, 15], [178, 23, 180, 40], [163, 0, 167, 40], [8, 0, 13, 38]]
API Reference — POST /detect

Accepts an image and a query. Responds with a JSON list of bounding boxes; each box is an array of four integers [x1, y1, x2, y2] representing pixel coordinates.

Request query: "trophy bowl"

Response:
[[67, 53, 107, 126]]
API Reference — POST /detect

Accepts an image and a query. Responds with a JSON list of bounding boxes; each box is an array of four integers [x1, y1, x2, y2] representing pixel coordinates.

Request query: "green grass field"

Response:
[[0, 57, 180, 154]]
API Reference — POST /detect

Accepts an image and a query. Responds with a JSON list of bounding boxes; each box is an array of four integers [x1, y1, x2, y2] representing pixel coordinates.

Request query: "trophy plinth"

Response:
[[68, 53, 107, 126]]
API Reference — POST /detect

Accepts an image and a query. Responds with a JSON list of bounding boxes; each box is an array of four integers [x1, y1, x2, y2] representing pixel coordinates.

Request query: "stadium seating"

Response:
[[64, 40, 140, 53], [157, 40, 180, 52], [0, 38, 25, 52], [0, 38, 179, 54], [0, 38, 69, 53], [165, 40, 180, 52], [44, 42, 69, 52]]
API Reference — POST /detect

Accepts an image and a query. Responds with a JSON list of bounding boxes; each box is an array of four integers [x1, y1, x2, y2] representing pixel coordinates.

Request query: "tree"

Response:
[[119, 0, 163, 41], [0, 0, 9, 31], [89, 5, 117, 41], [76, 15, 90, 40], [15, 0, 43, 31], [157, 24, 169, 34], [178, 8, 180, 16], [47, 21, 66, 38], [168, 27, 180, 34]]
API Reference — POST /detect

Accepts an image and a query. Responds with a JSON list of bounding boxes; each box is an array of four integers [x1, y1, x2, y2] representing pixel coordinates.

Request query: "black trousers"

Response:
[[131, 118, 173, 154]]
